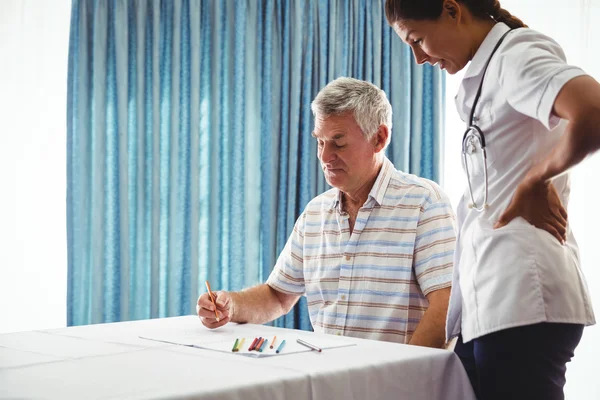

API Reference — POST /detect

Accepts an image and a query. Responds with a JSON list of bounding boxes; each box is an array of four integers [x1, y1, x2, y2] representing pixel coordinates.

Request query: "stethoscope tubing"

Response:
[[461, 28, 514, 211]]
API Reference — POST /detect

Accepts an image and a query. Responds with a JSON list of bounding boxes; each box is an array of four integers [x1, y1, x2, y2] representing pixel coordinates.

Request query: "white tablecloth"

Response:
[[0, 316, 476, 400]]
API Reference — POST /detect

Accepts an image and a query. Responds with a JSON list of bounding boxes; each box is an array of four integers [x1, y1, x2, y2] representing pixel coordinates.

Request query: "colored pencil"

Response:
[[204, 280, 220, 322], [275, 339, 287, 354], [236, 337, 246, 352], [255, 337, 265, 351], [259, 339, 268, 352], [248, 337, 259, 351]]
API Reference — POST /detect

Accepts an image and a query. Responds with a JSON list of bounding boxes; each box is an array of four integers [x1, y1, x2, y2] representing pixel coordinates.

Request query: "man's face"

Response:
[[313, 112, 383, 194]]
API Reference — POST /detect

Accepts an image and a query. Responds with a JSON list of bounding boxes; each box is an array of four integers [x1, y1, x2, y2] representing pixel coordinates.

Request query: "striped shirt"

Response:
[[267, 157, 456, 344]]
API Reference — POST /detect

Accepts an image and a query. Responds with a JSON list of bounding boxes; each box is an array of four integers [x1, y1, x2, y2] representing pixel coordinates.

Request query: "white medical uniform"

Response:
[[446, 22, 596, 343]]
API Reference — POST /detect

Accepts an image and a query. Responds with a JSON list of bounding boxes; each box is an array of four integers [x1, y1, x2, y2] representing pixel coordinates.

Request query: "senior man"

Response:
[[197, 77, 456, 348]]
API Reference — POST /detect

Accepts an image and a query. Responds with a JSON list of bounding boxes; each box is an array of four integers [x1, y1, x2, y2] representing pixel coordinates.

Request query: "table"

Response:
[[0, 316, 476, 399]]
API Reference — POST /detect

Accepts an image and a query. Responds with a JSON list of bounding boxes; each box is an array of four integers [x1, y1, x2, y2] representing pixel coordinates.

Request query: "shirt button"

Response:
[[341, 295, 346, 300], [345, 255, 351, 261], [336, 332, 342, 336]]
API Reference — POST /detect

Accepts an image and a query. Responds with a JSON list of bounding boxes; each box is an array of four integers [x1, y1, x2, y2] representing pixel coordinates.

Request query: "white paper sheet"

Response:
[[139, 332, 356, 358]]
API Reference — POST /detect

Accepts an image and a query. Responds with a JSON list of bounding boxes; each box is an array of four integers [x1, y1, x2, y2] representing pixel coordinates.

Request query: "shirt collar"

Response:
[[329, 156, 394, 211], [462, 22, 511, 80]]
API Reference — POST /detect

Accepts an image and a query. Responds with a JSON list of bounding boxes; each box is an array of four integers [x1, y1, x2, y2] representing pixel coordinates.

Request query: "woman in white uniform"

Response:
[[385, 1, 600, 399]]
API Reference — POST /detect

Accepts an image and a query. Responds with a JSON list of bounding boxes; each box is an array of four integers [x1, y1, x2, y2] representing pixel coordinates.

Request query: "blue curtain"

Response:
[[67, 0, 445, 328]]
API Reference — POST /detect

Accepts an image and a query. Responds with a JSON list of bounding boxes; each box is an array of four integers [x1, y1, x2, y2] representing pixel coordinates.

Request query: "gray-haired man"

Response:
[[197, 77, 455, 348]]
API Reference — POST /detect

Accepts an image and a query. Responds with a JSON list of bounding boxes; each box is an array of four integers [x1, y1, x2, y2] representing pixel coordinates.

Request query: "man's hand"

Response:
[[494, 178, 568, 244], [197, 290, 233, 329]]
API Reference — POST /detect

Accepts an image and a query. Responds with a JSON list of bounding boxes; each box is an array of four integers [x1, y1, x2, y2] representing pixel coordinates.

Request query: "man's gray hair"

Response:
[[311, 77, 393, 145]]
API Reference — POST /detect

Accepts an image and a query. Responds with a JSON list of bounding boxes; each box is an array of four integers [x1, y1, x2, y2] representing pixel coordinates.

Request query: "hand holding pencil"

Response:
[[196, 281, 231, 329]]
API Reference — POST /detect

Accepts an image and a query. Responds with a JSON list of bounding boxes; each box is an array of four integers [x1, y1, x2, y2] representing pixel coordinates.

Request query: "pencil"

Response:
[[248, 337, 259, 351], [275, 339, 286, 354], [205, 280, 220, 322], [231, 338, 239, 352], [259, 339, 268, 352], [251, 337, 262, 351], [255, 337, 265, 351], [236, 337, 246, 352], [270, 336, 277, 349], [297, 338, 322, 352]]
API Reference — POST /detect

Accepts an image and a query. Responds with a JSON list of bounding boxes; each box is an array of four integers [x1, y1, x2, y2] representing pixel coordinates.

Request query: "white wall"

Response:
[[0, 0, 71, 333], [443, 2, 600, 399]]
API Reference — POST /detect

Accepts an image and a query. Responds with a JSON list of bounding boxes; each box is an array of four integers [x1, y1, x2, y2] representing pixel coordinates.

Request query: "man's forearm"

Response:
[[229, 284, 294, 325], [408, 287, 450, 349], [409, 309, 446, 348]]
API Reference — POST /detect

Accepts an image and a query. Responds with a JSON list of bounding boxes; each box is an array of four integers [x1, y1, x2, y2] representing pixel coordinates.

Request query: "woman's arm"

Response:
[[531, 75, 600, 182], [495, 75, 600, 241]]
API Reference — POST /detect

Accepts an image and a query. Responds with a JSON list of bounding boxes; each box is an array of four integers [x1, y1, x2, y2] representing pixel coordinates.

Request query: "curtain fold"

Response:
[[67, 0, 445, 329]]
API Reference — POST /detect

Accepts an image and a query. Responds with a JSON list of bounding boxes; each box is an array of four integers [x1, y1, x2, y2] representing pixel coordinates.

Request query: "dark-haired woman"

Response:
[[385, 1, 599, 399]]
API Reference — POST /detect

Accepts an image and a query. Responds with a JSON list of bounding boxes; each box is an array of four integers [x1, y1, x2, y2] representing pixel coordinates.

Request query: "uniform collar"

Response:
[[462, 22, 511, 80], [329, 156, 394, 211]]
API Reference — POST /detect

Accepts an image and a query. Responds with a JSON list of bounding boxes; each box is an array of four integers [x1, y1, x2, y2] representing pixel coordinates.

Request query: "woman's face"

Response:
[[391, 14, 471, 75]]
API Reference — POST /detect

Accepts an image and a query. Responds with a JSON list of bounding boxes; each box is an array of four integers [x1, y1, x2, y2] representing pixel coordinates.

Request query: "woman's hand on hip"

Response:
[[494, 178, 568, 244]]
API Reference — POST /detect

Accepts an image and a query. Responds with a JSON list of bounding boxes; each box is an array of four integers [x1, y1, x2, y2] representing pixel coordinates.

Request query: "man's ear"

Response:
[[373, 125, 389, 153]]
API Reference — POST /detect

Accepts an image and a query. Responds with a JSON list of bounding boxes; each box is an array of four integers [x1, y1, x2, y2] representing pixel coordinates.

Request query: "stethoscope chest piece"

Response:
[[463, 129, 482, 155], [466, 140, 477, 154], [462, 124, 490, 212]]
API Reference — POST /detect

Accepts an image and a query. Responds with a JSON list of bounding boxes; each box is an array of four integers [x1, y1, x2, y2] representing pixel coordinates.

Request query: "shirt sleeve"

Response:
[[266, 212, 307, 295], [497, 29, 586, 130], [413, 184, 456, 296]]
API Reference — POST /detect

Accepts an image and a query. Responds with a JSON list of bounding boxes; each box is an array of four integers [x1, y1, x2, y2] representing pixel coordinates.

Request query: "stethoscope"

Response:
[[462, 28, 513, 211]]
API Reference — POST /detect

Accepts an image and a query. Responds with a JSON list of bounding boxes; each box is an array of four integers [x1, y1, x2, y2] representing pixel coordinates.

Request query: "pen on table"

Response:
[[231, 338, 239, 352], [275, 339, 287, 354], [236, 337, 246, 352], [248, 337, 259, 351], [297, 338, 322, 352], [270, 336, 277, 349], [204, 280, 220, 322], [259, 339, 268, 352]]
